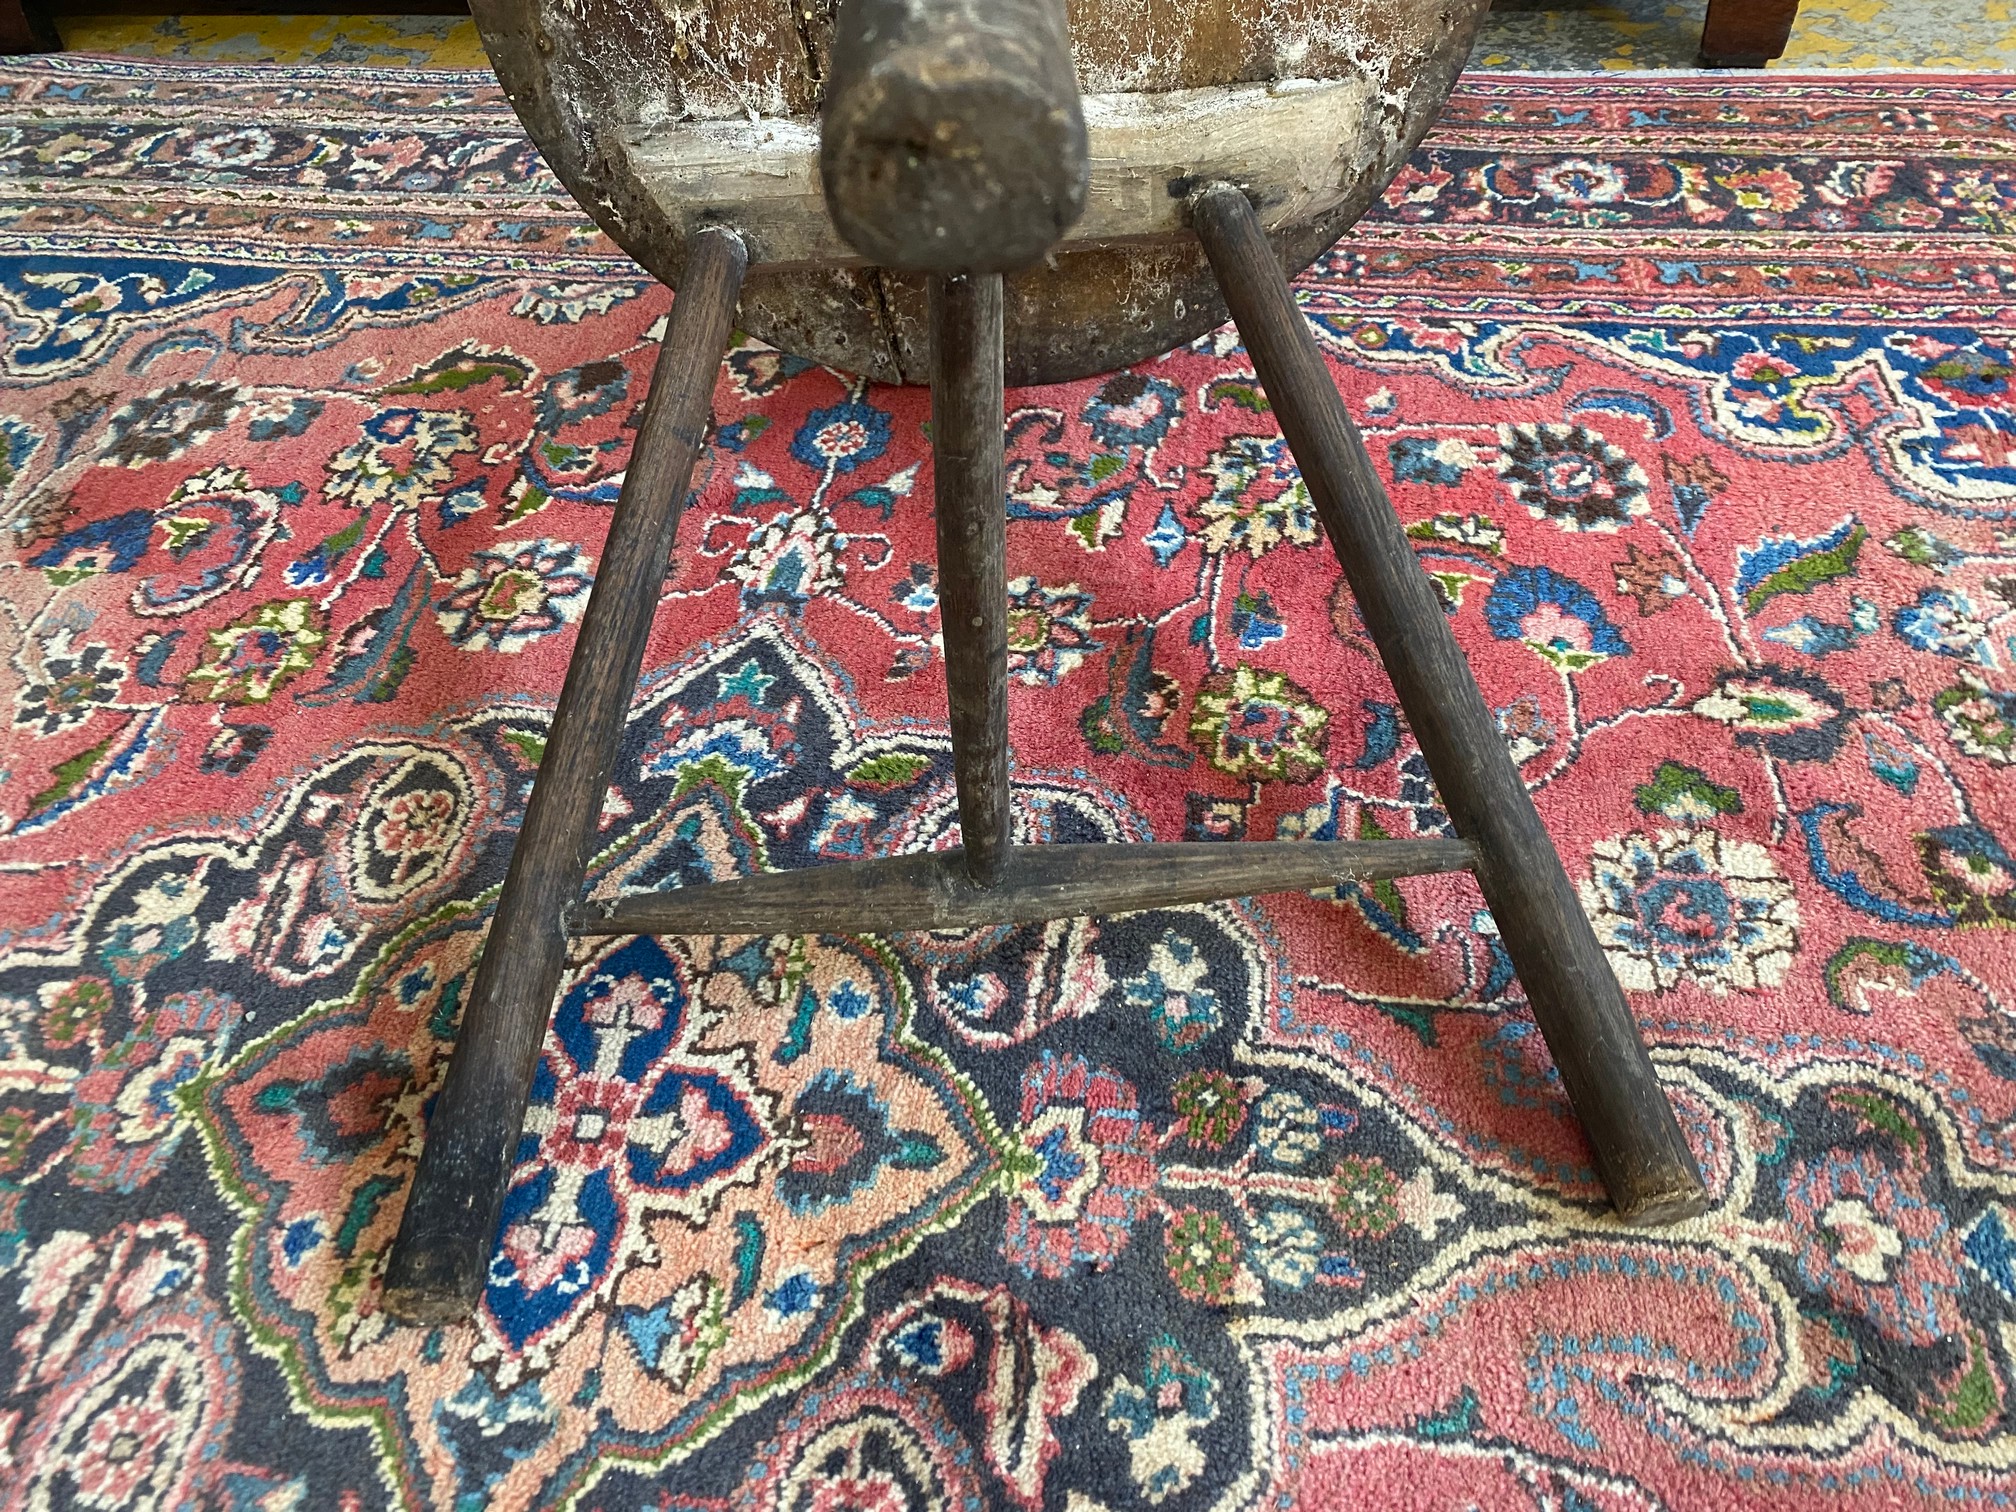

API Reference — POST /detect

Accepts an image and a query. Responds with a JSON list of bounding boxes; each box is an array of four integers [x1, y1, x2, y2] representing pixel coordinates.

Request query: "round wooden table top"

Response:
[[471, 0, 1489, 385]]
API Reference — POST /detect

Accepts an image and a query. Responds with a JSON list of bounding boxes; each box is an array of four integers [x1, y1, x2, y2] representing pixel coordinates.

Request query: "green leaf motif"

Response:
[[1206, 379, 1270, 413], [159, 515, 213, 555], [321, 517, 365, 558], [502, 729, 546, 768], [1526, 641, 1607, 673], [506, 485, 550, 523], [1430, 570, 1480, 608], [1926, 1328, 2002, 1433], [1406, 512, 1505, 555], [1887, 524, 1965, 573], [1821, 936, 1941, 1012], [27, 737, 113, 819], [1079, 696, 1125, 756], [1068, 507, 1123, 549], [847, 752, 934, 791], [1740, 522, 1866, 613], [1828, 1087, 1922, 1149], [1633, 761, 1743, 819], [383, 346, 534, 396], [671, 752, 752, 801], [1357, 809, 1414, 937]]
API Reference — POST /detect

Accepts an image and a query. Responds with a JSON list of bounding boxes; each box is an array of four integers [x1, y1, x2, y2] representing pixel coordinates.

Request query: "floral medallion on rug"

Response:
[[1, 56, 2015, 1511]]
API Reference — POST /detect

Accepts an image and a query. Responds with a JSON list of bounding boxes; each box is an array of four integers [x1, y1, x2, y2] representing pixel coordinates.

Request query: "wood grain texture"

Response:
[[1191, 184, 1707, 1225], [821, 0, 1087, 272], [929, 273, 1012, 884], [631, 79, 1378, 272], [1065, 0, 1461, 92], [573, 839, 1477, 936], [472, 0, 1491, 383], [381, 229, 748, 1324]]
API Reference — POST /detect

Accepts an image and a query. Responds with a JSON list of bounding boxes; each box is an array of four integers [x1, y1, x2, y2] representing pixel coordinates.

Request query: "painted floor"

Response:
[[46, 0, 2016, 72], [53, 12, 491, 67]]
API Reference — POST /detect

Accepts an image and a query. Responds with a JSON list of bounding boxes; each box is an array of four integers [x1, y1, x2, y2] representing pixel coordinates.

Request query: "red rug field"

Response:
[[0, 57, 2013, 1510]]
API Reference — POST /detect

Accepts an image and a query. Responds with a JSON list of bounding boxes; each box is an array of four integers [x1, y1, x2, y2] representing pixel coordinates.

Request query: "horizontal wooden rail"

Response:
[[570, 838, 1475, 938]]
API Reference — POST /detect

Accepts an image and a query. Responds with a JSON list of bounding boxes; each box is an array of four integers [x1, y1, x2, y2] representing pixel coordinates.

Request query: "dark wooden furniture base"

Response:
[[1700, 0, 1801, 68], [1, 0, 57, 53], [385, 0, 1704, 1325], [382, 182, 1708, 1324]]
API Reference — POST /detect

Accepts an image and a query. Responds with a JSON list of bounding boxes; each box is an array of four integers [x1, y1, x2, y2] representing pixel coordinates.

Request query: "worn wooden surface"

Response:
[[575, 839, 1477, 936], [633, 78, 1377, 273], [381, 229, 748, 1324], [1192, 184, 1707, 1225], [1699, 0, 1800, 68], [470, 0, 1491, 383], [929, 273, 1014, 884], [821, 0, 1086, 272]]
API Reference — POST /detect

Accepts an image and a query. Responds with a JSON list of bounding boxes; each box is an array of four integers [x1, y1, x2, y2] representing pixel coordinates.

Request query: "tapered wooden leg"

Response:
[[382, 229, 749, 1322], [929, 273, 1013, 886], [1191, 185, 1706, 1223], [1699, 0, 1799, 68]]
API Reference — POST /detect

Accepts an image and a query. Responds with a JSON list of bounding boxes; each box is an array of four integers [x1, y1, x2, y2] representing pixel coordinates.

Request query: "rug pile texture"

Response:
[[1, 57, 2014, 1510]]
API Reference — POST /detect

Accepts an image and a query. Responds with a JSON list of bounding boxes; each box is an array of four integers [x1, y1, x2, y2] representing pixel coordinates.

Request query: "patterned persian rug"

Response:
[[2, 55, 2015, 1511]]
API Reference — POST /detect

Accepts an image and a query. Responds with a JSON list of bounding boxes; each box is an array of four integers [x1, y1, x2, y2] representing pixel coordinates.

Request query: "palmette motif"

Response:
[[0, 56, 2013, 1511]]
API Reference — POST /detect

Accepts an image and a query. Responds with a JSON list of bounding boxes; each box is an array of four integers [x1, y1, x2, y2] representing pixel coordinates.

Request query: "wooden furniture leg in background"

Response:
[[1700, 0, 1800, 67], [382, 228, 748, 1323], [0, 0, 57, 53], [1192, 184, 1707, 1223]]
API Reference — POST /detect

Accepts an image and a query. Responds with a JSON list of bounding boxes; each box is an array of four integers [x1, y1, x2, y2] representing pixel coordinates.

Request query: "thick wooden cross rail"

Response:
[[383, 0, 1707, 1325]]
